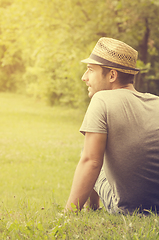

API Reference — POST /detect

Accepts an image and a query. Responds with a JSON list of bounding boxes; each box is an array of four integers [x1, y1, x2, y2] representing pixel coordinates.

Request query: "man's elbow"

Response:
[[80, 156, 103, 170]]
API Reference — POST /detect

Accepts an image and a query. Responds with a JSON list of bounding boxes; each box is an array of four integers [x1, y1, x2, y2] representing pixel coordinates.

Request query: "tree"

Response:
[[0, 0, 159, 106]]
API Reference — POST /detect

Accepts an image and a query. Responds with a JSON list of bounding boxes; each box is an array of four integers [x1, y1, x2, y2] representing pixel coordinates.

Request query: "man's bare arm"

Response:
[[65, 132, 107, 211]]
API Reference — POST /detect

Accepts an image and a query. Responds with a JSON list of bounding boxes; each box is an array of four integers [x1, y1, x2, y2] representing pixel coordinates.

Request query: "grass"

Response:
[[0, 93, 159, 239]]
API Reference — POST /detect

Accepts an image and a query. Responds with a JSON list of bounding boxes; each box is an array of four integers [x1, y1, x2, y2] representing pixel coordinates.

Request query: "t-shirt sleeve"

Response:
[[80, 93, 108, 135]]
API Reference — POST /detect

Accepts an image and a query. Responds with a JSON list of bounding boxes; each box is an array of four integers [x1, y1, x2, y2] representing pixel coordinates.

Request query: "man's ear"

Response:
[[109, 69, 118, 83]]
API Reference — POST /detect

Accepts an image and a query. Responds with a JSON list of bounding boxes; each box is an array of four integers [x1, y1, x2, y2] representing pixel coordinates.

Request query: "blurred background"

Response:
[[0, 0, 159, 107]]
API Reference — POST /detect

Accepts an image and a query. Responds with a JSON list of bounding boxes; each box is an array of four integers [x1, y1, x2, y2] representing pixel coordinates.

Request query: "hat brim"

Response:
[[81, 57, 139, 75], [81, 57, 103, 65]]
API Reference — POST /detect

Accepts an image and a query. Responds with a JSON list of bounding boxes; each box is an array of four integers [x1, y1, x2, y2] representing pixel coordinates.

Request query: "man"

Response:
[[65, 37, 159, 214]]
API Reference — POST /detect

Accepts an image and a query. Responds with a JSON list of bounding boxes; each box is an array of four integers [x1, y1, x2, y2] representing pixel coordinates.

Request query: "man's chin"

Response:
[[88, 93, 93, 98]]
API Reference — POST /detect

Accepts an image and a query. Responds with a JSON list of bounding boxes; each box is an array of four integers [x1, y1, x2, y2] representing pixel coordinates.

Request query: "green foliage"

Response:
[[1, 204, 159, 239], [137, 60, 151, 74], [0, 0, 159, 105]]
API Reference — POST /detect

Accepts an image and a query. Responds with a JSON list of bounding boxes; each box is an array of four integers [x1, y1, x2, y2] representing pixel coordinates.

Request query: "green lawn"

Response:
[[0, 93, 159, 239]]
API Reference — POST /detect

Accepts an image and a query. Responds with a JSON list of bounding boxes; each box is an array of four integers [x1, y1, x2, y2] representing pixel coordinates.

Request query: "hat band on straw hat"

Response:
[[90, 53, 140, 72]]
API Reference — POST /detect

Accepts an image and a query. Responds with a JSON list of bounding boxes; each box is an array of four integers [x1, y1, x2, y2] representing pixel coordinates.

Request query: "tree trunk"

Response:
[[137, 18, 150, 91]]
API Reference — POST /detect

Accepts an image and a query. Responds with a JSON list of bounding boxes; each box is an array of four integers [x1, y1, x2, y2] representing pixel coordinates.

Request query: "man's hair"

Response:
[[102, 67, 111, 77], [101, 67, 135, 85]]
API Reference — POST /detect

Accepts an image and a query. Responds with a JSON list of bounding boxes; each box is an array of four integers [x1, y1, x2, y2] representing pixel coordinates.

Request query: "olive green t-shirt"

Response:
[[80, 89, 159, 213]]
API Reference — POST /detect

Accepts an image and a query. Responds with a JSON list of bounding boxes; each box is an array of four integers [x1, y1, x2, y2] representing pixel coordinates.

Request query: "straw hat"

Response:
[[81, 38, 140, 75]]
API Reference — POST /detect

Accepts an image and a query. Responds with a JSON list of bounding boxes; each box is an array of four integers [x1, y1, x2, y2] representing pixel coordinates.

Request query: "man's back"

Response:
[[80, 89, 159, 213]]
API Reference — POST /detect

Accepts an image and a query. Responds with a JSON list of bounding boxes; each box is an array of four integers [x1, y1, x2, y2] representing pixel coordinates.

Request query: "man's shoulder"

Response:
[[92, 89, 131, 102], [91, 90, 159, 113], [93, 89, 159, 102], [94, 89, 132, 97]]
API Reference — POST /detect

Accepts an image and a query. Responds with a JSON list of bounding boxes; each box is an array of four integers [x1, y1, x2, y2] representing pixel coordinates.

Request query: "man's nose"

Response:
[[81, 70, 88, 82]]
